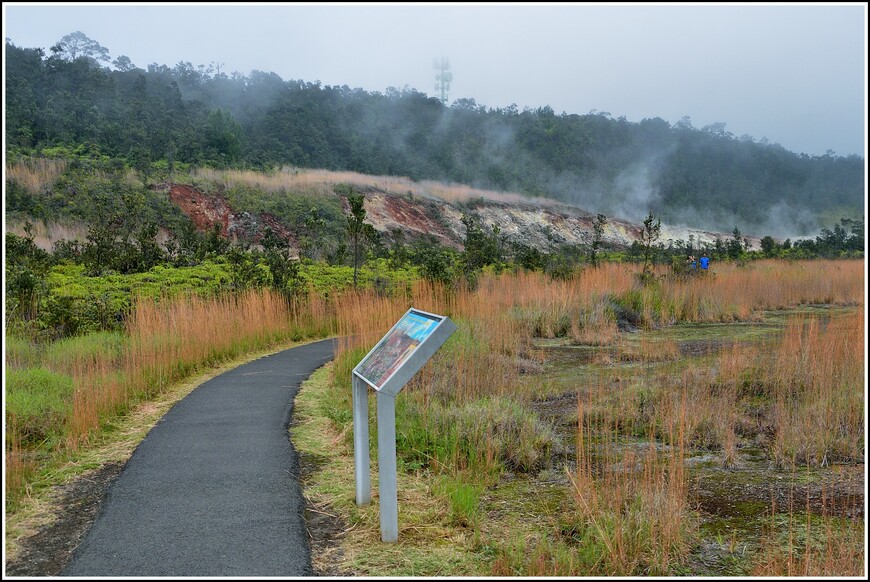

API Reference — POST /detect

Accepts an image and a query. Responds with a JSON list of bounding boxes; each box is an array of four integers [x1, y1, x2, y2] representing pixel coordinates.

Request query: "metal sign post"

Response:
[[351, 308, 456, 543], [351, 374, 370, 505], [376, 391, 398, 541]]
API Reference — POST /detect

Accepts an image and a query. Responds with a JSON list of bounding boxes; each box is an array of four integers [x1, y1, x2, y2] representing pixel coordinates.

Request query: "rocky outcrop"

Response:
[[360, 191, 759, 252]]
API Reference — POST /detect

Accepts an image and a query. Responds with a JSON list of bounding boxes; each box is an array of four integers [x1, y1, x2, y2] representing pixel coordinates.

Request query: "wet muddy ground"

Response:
[[522, 307, 864, 575]]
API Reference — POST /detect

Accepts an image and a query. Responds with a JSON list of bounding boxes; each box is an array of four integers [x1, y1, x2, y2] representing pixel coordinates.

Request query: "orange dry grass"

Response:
[[7, 290, 323, 501], [331, 260, 863, 407], [4, 420, 36, 501], [66, 289, 303, 445], [331, 278, 524, 403], [567, 378, 694, 575], [770, 308, 865, 466], [654, 305, 864, 469], [671, 260, 863, 318], [752, 488, 864, 576]]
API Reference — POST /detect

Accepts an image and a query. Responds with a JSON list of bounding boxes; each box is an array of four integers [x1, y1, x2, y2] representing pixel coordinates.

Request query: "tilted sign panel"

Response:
[[355, 310, 442, 390]]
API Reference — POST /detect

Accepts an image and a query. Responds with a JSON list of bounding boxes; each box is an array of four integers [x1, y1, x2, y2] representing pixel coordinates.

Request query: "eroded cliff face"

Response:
[[155, 182, 762, 252], [359, 189, 757, 252], [7, 180, 758, 253]]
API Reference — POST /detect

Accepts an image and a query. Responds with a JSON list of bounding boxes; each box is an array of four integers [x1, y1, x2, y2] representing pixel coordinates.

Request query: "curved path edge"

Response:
[[61, 338, 337, 577]]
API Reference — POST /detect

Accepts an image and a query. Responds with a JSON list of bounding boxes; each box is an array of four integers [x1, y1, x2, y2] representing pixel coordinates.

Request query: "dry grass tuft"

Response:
[[6, 158, 68, 193]]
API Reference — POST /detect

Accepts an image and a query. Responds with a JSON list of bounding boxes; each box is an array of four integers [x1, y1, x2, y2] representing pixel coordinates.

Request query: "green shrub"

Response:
[[397, 396, 557, 476], [6, 368, 74, 445]]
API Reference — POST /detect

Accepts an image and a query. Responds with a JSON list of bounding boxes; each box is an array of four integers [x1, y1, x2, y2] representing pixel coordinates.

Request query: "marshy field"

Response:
[[5, 259, 866, 576]]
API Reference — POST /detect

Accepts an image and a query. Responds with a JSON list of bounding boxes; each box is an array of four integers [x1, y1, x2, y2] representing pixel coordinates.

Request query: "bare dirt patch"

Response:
[[299, 451, 358, 577], [162, 183, 297, 249], [4, 462, 124, 577]]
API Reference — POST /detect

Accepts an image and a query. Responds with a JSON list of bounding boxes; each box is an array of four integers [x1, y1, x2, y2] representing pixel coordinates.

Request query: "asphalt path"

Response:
[[62, 338, 337, 577]]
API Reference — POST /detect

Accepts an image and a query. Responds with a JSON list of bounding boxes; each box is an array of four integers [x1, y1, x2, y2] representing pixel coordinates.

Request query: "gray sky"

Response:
[[3, 2, 867, 157]]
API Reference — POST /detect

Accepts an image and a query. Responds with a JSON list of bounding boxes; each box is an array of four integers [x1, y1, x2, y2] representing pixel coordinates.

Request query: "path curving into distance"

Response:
[[62, 338, 337, 577]]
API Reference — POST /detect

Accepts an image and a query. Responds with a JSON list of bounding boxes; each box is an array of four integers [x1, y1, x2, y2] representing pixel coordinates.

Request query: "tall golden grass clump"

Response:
[[769, 308, 865, 466], [651, 259, 863, 324], [63, 289, 311, 445], [7, 289, 323, 504], [491, 267, 629, 343], [6, 158, 68, 193], [719, 260, 860, 311], [331, 259, 864, 411], [4, 419, 35, 502], [560, 374, 695, 576]]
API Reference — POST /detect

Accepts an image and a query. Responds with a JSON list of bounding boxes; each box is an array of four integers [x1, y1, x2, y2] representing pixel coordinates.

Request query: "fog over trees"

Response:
[[5, 35, 864, 237]]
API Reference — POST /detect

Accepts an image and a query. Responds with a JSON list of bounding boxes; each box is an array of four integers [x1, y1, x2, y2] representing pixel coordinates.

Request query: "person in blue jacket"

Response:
[[699, 252, 710, 272]]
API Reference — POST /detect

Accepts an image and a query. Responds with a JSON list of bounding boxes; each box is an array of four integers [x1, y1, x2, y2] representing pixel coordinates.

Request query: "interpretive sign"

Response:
[[351, 307, 456, 543], [353, 308, 456, 397]]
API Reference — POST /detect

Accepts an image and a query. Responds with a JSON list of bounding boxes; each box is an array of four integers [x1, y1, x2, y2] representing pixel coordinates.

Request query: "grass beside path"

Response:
[[292, 363, 488, 577]]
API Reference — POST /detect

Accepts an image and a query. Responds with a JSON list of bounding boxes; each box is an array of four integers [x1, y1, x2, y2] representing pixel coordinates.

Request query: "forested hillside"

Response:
[[4, 34, 865, 236]]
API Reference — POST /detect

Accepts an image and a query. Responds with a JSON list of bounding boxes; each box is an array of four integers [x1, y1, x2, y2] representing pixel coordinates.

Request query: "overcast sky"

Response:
[[3, 2, 867, 158]]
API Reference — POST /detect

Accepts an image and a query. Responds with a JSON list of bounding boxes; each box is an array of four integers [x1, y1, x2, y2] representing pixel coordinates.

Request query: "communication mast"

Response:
[[433, 57, 452, 105]]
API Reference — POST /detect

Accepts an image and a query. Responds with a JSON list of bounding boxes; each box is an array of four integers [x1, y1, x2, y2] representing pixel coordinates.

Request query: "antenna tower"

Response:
[[433, 57, 452, 105]]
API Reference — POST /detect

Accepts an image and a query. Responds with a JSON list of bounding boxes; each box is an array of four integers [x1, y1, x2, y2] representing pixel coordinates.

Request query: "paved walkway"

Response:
[[62, 339, 336, 577]]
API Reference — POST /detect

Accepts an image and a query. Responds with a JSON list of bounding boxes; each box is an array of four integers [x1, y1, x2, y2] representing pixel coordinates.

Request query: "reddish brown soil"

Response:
[[165, 184, 295, 247], [168, 184, 233, 236], [375, 195, 459, 246]]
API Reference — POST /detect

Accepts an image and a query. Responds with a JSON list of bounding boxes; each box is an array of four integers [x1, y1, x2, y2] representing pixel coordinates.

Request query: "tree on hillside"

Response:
[[387, 228, 410, 270], [760, 236, 777, 258], [297, 207, 327, 261], [342, 186, 377, 288], [411, 235, 458, 286], [590, 213, 607, 267], [112, 55, 136, 71], [461, 214, 499, 271], [203, 109, 243, 166], [5, 225, 51, 323], [727, 226, 743, 260], [639, 211, 661, 285], [50, 31, 110, 63], [261, 226, 301, 300]]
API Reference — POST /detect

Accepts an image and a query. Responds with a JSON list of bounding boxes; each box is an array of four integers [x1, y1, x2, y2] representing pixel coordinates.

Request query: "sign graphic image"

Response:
[[355, 311, 441, 388]]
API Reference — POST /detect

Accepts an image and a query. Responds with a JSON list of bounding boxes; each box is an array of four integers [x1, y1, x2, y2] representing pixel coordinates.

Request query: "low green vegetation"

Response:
[[6, 251, 417, 341], [6, 368, 74, 446]]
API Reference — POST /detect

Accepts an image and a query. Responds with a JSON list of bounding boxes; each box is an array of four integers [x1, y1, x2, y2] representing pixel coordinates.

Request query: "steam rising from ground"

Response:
[[166, 73, 855, 240]]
